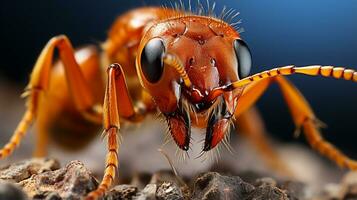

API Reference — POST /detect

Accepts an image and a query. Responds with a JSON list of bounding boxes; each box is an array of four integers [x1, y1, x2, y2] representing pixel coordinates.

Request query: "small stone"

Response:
[[0, 158, 60, 183], [0, 182, 28, 200], [237, 171, 271, 185], [135, 184, 157, 200], [246, 184, 289, 200], [255, 177, 277, 187], [279, 180, 307, 200], [19, 160, 98, 200], [341, 172, 357, 199], [156, 182, 184, 200], [105, 185, 138, 200], [33, 191, 61, 200], [150, 170, 189, 199], [320, 172, 357, 200], [191, 172, 255, 200]]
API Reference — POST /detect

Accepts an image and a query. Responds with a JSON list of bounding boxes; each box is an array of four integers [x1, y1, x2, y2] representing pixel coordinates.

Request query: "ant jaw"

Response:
[[164, 94, 234, 152], [203, 118, 230, 151], [166, 115, 191, 151], [203, 99, 232, 151], [165, 99, 191, 151]]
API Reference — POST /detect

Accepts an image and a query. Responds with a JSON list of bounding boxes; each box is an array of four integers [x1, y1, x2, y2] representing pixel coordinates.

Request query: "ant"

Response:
[[0, 2, 356, 199]]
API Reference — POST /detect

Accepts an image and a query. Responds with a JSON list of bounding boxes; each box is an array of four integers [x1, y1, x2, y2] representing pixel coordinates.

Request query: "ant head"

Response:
[[136, 16, 252, 152]]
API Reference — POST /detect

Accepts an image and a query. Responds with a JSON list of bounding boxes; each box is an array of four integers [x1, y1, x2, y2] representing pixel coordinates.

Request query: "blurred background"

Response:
[[0, 0, 356, 185]]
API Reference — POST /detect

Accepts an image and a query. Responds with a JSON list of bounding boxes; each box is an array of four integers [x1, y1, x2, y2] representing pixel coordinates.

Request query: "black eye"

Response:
[[140, 38, 165, 83], [234, 39, 252, 79]]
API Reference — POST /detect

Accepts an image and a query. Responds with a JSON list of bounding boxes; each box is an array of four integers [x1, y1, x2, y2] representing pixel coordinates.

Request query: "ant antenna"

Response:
[[163, 54, 192, 88]]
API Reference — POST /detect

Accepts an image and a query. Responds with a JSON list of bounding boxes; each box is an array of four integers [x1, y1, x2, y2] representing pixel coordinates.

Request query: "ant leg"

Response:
[[85, 63, 147, 200], [274, 76, 357, 170], [236, 107, 294, 177], [0, 35, 102, 158], [234, 76, 357, 170]]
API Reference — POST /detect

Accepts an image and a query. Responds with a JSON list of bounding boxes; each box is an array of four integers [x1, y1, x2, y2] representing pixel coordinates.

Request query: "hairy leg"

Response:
[[85, 63, 148, 200], [234, 76, 357, 170], [0, 35, 102, 158]]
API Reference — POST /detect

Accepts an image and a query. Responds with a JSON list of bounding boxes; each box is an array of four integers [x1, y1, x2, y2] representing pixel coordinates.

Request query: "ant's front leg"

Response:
[[85, 63, 147, 200], [234, 75, 357, 170], [0, 35, 102, 158]]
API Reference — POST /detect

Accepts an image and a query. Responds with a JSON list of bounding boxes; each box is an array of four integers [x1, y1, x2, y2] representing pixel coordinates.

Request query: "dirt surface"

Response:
[[0, 158, 356, 200]]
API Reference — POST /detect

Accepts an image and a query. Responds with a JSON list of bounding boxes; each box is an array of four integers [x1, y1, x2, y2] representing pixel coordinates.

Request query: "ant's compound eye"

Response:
[[140, 38, 165, 83], [233, 39, 252, 79]]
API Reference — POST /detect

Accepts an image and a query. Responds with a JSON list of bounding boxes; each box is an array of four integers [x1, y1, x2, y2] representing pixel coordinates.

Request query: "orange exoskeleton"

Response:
[[0, 2, 356, 200]]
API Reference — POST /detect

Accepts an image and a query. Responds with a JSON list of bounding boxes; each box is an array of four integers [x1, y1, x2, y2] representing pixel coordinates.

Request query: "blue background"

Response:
[[1, 0, 356, 156]]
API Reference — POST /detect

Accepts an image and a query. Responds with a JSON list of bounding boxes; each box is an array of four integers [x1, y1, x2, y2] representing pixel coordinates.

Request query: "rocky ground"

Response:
[[0, 158, 356, 200]]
